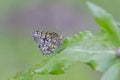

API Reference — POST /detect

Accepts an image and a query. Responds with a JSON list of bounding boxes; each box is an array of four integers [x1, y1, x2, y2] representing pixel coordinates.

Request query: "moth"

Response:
[[32, 30, 64, 55]]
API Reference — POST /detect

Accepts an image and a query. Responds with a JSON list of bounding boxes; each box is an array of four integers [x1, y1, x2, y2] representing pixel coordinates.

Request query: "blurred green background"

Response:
[[0, 0, 120, 80]]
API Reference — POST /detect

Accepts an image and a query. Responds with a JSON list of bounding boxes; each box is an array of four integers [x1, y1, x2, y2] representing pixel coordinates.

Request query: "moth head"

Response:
[[32, 30, 41, 43]]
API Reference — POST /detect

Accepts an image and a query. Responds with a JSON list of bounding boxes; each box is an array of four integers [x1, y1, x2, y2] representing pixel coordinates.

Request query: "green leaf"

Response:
[[86, 53, 116, 72], [101, 61, 120, 80], [8, 69, 34, 80], [87, 1, 120, 46], [8, 65, 41, 80], [34, 31, 116, 74]]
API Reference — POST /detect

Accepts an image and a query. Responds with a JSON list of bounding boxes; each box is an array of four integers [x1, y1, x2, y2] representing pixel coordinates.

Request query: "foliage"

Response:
[[9, 1, 120, 80]]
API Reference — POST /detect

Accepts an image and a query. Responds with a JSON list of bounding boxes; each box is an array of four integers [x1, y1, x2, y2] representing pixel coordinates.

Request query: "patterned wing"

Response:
[[32, 30, 64, 55]]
